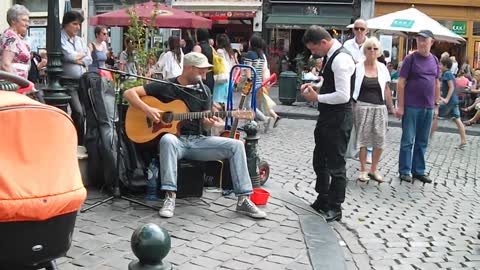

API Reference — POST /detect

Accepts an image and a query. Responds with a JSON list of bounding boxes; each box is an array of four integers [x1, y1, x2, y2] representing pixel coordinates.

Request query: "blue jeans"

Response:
[[158, 134, 253, 196], [399, 106, 434, 176]]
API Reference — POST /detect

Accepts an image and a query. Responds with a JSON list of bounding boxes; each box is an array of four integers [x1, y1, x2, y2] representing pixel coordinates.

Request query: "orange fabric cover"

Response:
[[0, 91, 86, 222]]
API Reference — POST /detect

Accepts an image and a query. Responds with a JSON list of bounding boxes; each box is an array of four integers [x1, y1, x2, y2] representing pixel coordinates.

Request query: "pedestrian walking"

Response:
[[396, 30, 440, 184], [193, 28, 215, 91], [301, 26, 355, 222], [213, 34, 237, 105], [242, 35, 274, 131], [353, 37, 396, 183], [430, 56, 467, 149], [156, 36, 183, 80]]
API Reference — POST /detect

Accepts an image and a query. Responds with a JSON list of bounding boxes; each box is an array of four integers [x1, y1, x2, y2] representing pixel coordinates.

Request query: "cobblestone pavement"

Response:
[[61, 189, 315, 269], [258, 118, 480, 270]]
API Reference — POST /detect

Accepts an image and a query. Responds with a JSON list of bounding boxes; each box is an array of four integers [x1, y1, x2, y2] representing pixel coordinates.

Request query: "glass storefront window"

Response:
[[474, 22, 480, 36], [16, 0, 47, 13], [474, 41, 480, 69]]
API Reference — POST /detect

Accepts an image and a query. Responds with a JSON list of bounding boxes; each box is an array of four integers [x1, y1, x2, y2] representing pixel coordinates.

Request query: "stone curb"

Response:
[[267, 183, 347, 270], [277, 110, 480, 136]]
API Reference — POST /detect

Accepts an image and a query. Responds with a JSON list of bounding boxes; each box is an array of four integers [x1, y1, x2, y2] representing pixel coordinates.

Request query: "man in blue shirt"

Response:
[[60, 11, 91, 145]]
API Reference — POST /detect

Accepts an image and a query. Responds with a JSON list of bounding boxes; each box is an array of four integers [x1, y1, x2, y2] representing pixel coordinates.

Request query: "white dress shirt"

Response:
[[317, 39, 356, 105], [343, 38, 365, 63]]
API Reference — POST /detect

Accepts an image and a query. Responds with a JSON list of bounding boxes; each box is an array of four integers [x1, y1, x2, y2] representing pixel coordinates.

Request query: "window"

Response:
[[16, 0, 47, 13], [474, 22, 480, 36], [474, 41, 480, 69]]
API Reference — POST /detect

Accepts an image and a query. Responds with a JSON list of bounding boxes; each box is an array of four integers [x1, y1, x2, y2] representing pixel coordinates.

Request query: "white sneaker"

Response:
[[263, 117, 272, 133], [159, 197, 175, 218], [236, 198, 267, 219]]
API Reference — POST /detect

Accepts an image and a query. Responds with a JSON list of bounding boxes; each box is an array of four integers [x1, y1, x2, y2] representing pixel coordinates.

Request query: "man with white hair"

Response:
[[343, 19, 371, 162], [344, 19, 368, 63]]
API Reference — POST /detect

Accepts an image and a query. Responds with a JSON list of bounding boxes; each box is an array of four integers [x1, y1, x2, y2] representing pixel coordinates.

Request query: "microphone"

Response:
[[196, 75, 206, 93]]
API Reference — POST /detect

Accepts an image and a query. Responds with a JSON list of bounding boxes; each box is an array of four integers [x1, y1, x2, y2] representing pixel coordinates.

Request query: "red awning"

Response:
[[89, 1, 212, 29]]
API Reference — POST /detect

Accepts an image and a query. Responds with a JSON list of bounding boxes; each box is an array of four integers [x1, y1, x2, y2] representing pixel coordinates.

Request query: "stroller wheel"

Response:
[[258, 159, 270, 186]]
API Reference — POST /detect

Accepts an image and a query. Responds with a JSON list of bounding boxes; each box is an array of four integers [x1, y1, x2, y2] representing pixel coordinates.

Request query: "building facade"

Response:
[[263, 0, 359, 74], [375, 0, 480, 68], [171, 0, 263, 47]]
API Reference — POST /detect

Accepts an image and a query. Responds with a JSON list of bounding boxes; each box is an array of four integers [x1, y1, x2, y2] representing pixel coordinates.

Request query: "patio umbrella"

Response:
[[89, 1, 212, 29], [347, 8, 465, 44]]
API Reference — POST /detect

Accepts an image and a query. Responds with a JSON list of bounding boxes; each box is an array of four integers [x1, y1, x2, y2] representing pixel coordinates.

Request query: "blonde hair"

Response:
[[473, 70, 480, 80], [362, 37, 382, 58]]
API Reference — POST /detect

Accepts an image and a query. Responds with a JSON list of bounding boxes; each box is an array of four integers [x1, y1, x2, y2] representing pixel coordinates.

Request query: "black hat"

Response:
[[416, 30, 434, 39]]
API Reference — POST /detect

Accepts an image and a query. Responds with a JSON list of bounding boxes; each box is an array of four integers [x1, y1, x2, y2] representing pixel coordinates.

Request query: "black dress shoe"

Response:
[[413, 174, 432, 184], [399, 174, 412, 183], [325, 209, 342, 222], [310, 200, 328, 216]]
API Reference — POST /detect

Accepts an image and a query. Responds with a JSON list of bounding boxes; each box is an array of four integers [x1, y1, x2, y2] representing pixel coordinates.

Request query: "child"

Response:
[[431, 56, 467, 149]]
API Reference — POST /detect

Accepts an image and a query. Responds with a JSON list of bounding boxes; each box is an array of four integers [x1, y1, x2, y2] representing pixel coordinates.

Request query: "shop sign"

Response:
[[452, 21, 466, 35], [29, 18, 48, 27], [191, 11, 256, 18], [391, 19, 414, 29]]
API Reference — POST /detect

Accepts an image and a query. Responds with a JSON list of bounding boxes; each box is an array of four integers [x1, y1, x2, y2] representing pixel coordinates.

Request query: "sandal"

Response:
[[455, 143, 467, 150], [368, 171, 385, 183], [463, 120, 475, 126], [357, 171, 369, 182], [273, 116, 281, 128]]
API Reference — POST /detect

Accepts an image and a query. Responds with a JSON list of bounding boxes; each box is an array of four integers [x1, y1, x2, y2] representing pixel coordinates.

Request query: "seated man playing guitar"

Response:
[[123, 52, 266, 219]]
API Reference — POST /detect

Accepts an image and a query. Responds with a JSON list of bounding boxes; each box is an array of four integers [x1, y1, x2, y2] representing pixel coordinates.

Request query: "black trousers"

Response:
[[313, 109, 353, 210], [61, 78, 85, 145]]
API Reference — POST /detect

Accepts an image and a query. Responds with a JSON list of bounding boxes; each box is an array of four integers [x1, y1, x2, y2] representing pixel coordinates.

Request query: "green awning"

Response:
[[265, 14, 351, 29]]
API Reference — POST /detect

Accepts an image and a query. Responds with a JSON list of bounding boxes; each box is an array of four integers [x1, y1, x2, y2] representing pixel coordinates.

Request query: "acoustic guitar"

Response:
[[125, 97, 255, 143], [221, 79, 253, 139]]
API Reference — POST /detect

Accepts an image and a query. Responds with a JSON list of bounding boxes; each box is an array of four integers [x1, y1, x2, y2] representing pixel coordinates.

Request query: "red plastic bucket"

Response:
[[250, 188, 270, 205]]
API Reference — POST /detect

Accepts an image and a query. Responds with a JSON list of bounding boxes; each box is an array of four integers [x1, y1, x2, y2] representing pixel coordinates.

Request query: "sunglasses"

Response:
[[366, 47, 379, 51], [354, 27, 366, 31], [101, 32, 108, 35]]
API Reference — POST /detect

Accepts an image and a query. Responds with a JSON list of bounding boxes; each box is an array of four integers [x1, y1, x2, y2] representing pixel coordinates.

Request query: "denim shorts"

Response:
[[439, 103, 460, 119]]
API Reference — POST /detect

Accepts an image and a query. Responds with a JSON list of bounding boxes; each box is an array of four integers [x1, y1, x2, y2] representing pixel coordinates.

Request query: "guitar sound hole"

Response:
[[162, 112, 173, 123]]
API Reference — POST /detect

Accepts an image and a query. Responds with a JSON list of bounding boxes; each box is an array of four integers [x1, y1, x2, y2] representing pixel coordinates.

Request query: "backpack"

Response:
[[78, 72, 148, 191], [211, 46, 226, 75]]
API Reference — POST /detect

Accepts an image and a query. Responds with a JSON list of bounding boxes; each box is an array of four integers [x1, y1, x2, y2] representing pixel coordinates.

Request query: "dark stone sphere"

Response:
[[130, 223, 171, 264]]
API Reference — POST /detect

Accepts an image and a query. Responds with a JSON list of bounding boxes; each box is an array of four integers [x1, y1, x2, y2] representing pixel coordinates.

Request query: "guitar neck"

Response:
[[229, 94, 248, 137], [173, 111, 234, 120]]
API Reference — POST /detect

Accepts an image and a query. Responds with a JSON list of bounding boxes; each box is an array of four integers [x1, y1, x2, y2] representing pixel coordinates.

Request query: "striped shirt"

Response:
[[244, 50, 265, 88]]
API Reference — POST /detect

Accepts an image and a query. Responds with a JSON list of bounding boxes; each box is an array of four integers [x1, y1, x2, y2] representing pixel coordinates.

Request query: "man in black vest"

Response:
[[301, 26, 355, 222]]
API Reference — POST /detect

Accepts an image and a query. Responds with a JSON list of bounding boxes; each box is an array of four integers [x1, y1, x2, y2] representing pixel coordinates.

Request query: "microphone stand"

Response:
[[99, 67, 199, 92], [80, 71, 159, 213]]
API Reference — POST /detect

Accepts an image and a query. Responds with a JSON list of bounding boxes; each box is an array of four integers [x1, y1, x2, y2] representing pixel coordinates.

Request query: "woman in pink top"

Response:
[[456, 70, 470, 88], [0, 5, 31, 79]]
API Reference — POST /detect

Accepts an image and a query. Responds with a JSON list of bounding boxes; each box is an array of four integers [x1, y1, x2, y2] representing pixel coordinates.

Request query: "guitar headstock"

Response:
[[232, 110, 255, 120], [240, 79, 253, 96]]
